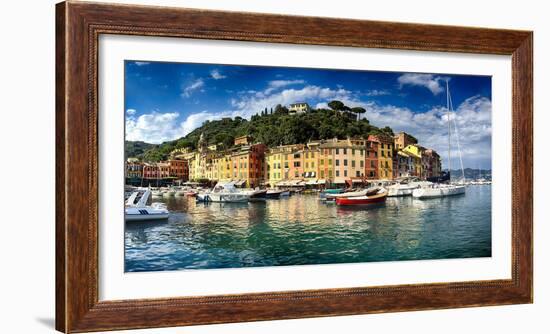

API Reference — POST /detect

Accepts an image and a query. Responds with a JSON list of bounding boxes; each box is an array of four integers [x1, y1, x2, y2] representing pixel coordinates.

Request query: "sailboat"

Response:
[[413, 81, 466, 199]]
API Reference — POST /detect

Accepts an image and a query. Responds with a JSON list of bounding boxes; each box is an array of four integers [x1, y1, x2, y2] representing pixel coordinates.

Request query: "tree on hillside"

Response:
[[274, 104, 289, 114], [328, 100, 345, 112], [352, 107, 366, 121]]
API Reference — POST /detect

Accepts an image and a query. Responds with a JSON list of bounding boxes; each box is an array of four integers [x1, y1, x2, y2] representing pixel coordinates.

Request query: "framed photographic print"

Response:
[[56, 1, 533, 332]]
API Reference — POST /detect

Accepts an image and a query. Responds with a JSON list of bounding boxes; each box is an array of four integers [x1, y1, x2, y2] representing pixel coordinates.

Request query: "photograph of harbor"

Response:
[[124, 60, 492, 272]]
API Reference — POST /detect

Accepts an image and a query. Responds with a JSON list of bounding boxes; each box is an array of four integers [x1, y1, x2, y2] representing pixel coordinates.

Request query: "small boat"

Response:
[[184, 190, 198, 197], [325, 188, 377, 200], [125, 188, 169, 222], [249, 189, 268, 200], [266, 189, 290, 199], [335, 189, 388, 206], [151, 189, 163, 197], [163, 187, 176, 197], [197, 182, 251, 203], [323, 188, 345, 194]]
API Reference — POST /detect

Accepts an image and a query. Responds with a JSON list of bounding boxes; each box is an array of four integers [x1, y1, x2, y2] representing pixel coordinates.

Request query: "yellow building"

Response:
[[402, 144, 425, 177]]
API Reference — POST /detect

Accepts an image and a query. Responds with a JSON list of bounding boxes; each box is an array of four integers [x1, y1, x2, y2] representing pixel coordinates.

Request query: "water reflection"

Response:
[[125, 185, 492, 272]]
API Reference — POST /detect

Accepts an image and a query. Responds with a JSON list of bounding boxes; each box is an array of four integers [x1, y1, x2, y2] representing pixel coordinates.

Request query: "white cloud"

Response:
[[126, 108, 136, 115], [365, 89, 390, 96], [126, 112, 180, 144], [397, 73, 445, 95], [264, 79, 305, 94], [361, 95, 492, 169], [134, 61, 150, 66], [181, 79, 204, 98], [210, 69, 227, 80]]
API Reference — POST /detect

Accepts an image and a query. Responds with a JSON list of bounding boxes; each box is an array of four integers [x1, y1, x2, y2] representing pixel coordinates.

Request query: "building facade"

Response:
[[368, 134, 394, 180], [288, 102, 311, 114]]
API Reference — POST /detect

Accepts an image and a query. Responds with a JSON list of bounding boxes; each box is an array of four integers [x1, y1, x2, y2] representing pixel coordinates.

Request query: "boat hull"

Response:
[[125, 213, 169, 222], [335, 193, 387, 206], [197, 193, 250, 203], [412, 185, 466, 199]]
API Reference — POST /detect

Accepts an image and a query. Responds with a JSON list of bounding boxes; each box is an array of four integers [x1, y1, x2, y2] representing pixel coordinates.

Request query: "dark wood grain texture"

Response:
[[56, 1, 533, 332]]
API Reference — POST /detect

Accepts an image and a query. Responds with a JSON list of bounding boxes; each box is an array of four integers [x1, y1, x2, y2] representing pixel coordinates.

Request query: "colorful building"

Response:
[[368, 134, 394, 180], [423, 149, 442, 179], [394, 132, 417, 150], [319, 138, 366, 185], [168, 159, 188, 181], [365, 140, 379, 180], [401, 144, 424, 177]]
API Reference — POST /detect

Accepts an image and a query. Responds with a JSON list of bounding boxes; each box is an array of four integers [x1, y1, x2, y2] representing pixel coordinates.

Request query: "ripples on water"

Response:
[[125, 185, 492, 272]]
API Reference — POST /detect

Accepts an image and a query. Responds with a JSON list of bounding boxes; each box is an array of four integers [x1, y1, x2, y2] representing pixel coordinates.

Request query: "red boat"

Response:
[[335, 191, 388, 206]]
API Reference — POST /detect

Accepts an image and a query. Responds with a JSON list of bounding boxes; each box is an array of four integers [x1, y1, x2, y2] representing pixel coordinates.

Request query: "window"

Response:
[[320, 171, 324, 178], [284, 162, 289, 168], [343, 148, 347, 155], [294, 153, 301, 159], [335, 170, 340, 177], [328, 159, 332, 165], [351, 160, 355, 168], [329, 170, 333, 177], [311, 162, 315, 168], [375, 152, 378, 158], [344, 170, 347, 177], [294, 171, 299, 177], [360, 160, 364, 168], [294, 161, 301, 167], [335, 160, 340, 166], [352, 149, 355, 155], [381, 151, 385, 157], [320, 159, 324, 165], [360, 149, 364, 156], [335, 148, 339, 155], [356, 171, 360, 177], [305, 162, 309, 168], [344, 159, 348, 166]]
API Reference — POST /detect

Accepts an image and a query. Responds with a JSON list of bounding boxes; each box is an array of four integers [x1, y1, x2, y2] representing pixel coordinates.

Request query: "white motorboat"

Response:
[[125, 188, 169, 222], [412, 81, 466, 200], [197, 182, 252, 203]]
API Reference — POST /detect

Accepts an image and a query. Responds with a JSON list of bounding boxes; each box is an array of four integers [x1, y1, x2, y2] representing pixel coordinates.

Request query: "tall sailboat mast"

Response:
[[446, 80, 451, 182]]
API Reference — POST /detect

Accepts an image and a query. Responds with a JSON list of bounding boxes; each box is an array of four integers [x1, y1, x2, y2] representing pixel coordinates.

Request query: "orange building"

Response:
[[168, 159, 188, 181]]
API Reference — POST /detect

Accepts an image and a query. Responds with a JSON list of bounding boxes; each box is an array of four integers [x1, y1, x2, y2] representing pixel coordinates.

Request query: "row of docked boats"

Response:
[[321, 178, 466, 207], [151, 186, 199, 198], [196, 182, 290, 203]]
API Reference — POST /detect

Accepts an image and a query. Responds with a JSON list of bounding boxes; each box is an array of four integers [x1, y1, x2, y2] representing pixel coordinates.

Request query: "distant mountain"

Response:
[[450, 168, 491, 180], [125, 141, 158, 159], [125, 104, 396, 162]]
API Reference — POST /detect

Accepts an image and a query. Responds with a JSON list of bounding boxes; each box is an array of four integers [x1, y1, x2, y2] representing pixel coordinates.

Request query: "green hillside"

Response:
[[126, 103, 395, 162]]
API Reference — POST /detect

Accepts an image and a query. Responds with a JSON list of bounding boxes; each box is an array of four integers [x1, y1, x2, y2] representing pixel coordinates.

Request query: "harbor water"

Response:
[[125, 185, 492, 272]]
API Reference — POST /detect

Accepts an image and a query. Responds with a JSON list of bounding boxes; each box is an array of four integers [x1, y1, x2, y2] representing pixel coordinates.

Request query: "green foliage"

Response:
[[126, 105, 387, 161], [328, 100, 345, 111]]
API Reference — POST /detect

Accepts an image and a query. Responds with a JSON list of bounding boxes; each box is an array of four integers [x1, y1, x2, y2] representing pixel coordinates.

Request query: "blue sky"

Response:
[[125, 61, 492, 169]]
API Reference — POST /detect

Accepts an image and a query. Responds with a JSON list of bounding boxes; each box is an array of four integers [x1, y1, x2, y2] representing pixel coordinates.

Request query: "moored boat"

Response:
[[125, 188, 169, 222], [266, 189, 290, 199], [412, 184, 465, 199], [197, 182, 252, 203], [335, 189, 388, 206]]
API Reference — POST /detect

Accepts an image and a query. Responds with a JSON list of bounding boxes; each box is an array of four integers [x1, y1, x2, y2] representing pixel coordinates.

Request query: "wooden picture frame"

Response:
[[56, 1, 533, 332]]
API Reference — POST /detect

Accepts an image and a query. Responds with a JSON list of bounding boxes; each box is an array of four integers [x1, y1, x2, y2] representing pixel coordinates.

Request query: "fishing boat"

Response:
[[335, 189, 388, 206], [125, 188, 169, 222], [196, 182, 251, 203], [413, 81, 466, 199]]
